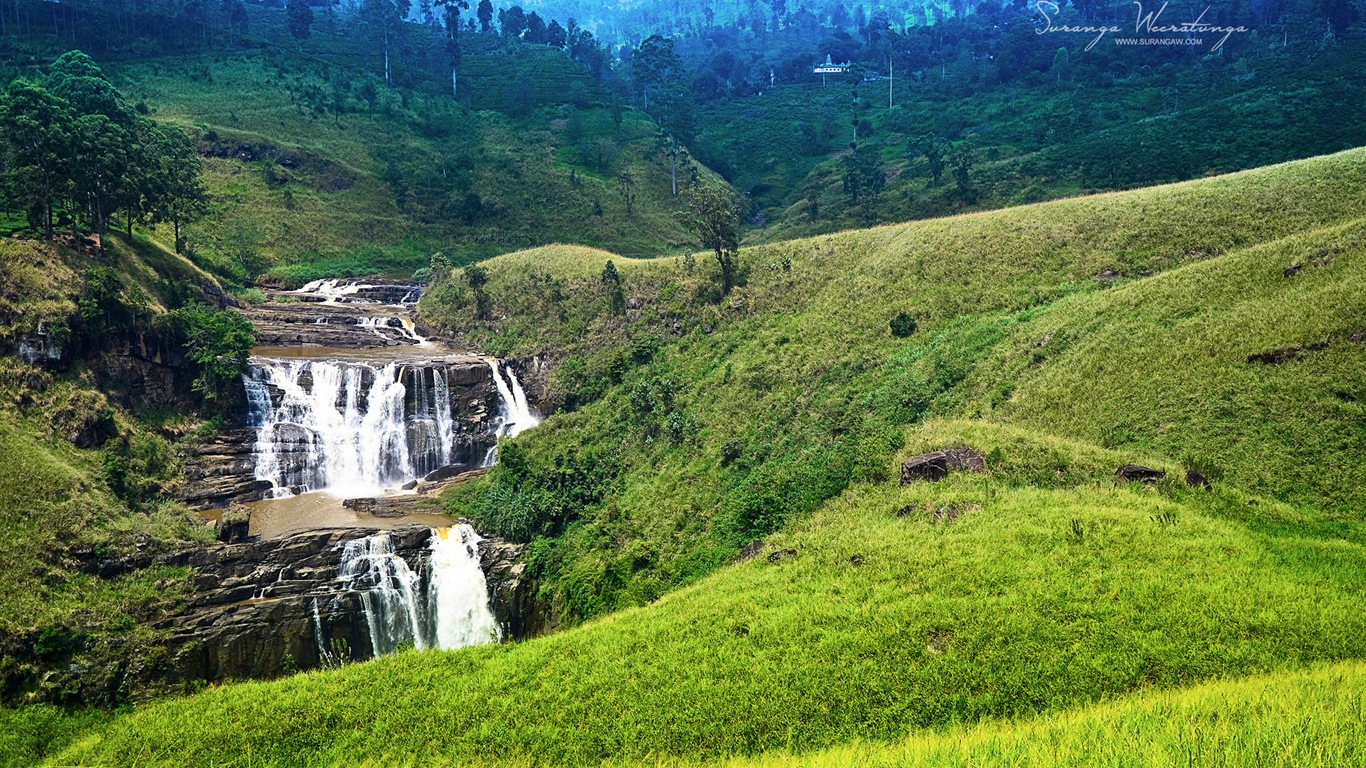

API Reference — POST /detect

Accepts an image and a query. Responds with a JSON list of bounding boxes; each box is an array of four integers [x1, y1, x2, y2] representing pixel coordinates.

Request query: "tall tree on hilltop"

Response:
[[476, 0, 493, 32], [148, 125, 210, 254], [678, 183, 741, 295], [649, 85, 696, 197], [546, 19, 566, 48], [0, 81, 74, 240], [71, 113, 131, 253], [525, 11, 546, 43], [362, 0, 411, 86], [436, 0, 469, 97], [631, 34, 683, 110]]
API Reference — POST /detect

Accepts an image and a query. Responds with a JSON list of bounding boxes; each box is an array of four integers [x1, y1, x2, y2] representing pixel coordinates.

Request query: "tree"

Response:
[[71, 114, 132, 253], [0, 81, 74, 239], [464, 263, 491, 320], [649, 85, 696, 196], [162, 303, 256, 401], [914, 134, 947, 187], [501, 5, 527, 39], [617, 170, 637, 215], [949, 142, 977, 203], [147, 125, 210, 254], [362, 0, 411, 86], [678, 184, 741, 295], [225, 0, 249, 38], [287, 0, 312, 49], [436, 0, 470, 97], [803, 178, 821, 221], [601, 261, 625, 316], [524, 11, 546, 43], [842, 143, 885, 225], [546, 19, 566, 48], [476, 0, 493, 32], [631, 35, 684, 110]]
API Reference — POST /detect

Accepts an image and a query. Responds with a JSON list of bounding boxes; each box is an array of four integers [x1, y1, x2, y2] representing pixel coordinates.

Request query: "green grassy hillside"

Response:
[[22, 146, 1366, 767], [0, 235, 224, 710], [106, 53, 702, 285], [717, 661, 1366, 768], [422, 147, 1366, 619], [42, 421, 1366, 765]]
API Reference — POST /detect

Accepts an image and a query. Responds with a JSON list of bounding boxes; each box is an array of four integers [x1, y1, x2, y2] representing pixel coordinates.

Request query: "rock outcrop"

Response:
[[1116, 464, 1166, 483], [153, 525, 544, 685], [900, 447, 988, 484]]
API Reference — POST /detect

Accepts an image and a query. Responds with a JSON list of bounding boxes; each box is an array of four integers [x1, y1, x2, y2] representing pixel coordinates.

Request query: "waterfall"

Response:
[[293, 278, 374, 304], [488, 360, 542, 439], [333, 526, 499, 657], [244, 359, 463, 497], [337, 533, 427, 655], [428, 527, 502, 649]]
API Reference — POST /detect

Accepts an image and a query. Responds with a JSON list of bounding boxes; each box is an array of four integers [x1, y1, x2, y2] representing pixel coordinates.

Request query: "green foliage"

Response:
[[0, 54, 207, 253], [418, 148, 1366, 625], [842, 143, 885, 224], [46, 420, 1366, 764], [677, 183, 741, 293], [78, 267, 145, 339], [158, 303, 255, 401], [601, 260, 625, 316], [103, 432, 176, 507], [889, 311, 916, 338]]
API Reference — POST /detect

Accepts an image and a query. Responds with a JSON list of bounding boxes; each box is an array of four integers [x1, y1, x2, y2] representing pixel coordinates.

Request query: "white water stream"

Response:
[[334, 525, 500, 655], [244, 279, 536, 659]]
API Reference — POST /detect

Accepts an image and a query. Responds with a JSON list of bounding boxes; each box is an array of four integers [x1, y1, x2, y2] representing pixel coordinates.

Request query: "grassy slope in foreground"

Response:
[[49, 420, 1366, 766], [711, 661, 1366, 768]]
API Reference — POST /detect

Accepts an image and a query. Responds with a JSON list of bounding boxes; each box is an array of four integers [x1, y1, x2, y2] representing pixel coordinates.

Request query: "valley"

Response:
[[1, 1, 1365, 766]]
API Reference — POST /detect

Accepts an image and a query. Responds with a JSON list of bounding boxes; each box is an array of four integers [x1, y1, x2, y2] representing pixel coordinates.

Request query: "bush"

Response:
[[890, 312, 918, 338], [158, 304, 256, 402]]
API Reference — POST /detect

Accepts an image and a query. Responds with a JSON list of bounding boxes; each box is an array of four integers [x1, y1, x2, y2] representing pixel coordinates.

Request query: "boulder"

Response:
[[900, 447, 987, 485], [1185, 468, 1212, 490], [767, 548, 798, 563], [734, 540, 765, 562], [1116, 464, 1165, 483]]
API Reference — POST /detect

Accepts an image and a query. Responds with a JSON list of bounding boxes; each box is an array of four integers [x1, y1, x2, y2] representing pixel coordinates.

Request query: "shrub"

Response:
[[158, 304, 256, 402], [890, 312, 918, 338]]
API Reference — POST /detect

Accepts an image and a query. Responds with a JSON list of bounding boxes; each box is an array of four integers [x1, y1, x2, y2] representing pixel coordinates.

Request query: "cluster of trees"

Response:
[[0, 52, 207, 254]]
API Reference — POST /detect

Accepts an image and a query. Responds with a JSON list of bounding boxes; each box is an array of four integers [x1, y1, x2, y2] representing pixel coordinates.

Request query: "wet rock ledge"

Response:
[[153, 525, 544, 684]]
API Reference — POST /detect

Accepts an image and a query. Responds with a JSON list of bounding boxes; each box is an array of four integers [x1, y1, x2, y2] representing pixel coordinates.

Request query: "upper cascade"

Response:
[[243, 279, 429, 349], [242, 355, 540, 499]]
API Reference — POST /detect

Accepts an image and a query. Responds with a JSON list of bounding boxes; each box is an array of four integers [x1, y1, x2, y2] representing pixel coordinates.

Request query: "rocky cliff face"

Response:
[[154, 525, 543, 685]]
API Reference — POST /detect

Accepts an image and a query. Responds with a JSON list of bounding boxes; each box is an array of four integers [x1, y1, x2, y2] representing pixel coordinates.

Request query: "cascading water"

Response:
[[488, 360, 542, 439], [428, 527, 502, 649], [293, 278, 374, 304], [481, 360, 542, 466], [240, 276, 539, 661], [244, 359, 465, 497], [333, 525, 499, 656]]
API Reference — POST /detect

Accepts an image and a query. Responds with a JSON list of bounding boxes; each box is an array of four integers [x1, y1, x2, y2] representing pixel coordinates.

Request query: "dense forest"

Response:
[[0, 0, 1363, 254]]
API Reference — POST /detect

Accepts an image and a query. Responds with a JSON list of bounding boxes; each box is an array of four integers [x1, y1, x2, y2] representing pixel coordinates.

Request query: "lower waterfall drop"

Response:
[[335, 525, 499, 657], [428, 526, 502, 649]]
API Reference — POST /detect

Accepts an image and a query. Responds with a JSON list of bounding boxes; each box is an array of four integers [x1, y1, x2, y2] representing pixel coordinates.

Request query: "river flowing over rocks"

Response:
[[161, 279, 548, 683]]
